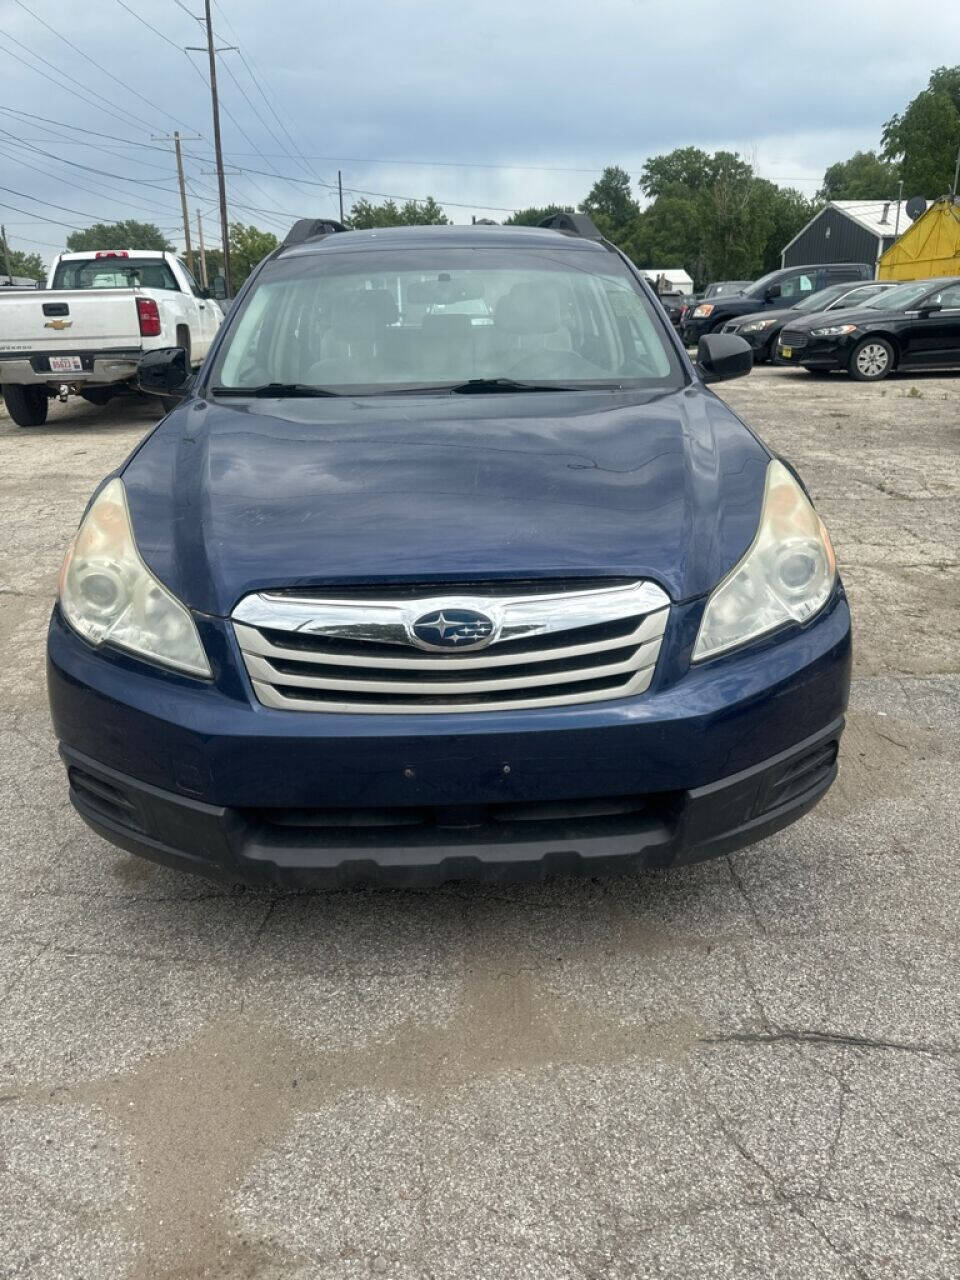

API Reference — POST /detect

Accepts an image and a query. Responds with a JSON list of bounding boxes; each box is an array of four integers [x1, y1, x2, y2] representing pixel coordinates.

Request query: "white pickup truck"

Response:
[[0, 250, 224, 426]]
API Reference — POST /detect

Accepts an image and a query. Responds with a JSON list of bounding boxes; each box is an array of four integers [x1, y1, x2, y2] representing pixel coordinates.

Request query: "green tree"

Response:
[[882, 65, 960, 196], [2, 247, 46, 284], [504, 204, 574, 226], [818, 150, 901, 201], [347, 196, 449, 229], [578, 165, 640, 237], [620, 147, 814, 286], [228, 222, 279, 286], [638, 146, 714, 199], [65, 220, 172, 252]]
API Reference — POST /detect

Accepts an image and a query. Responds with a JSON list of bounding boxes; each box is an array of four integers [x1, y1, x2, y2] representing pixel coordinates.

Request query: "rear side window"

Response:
[[780, 273, 814, 299], [52, 258, 179, 291]]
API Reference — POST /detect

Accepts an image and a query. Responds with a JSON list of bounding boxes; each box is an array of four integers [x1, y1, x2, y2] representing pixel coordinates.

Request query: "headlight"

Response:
[[693, 304, 715, 318], [809, 324, 857, 337], [741, 318, 777, 333], [692, 460, 837, 662], [59, 478, 211, 677]]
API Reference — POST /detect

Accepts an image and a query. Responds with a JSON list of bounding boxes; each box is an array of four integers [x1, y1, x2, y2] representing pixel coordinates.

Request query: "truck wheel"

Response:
[[1, 383, 49, 427], [849, 337, 894, 381]]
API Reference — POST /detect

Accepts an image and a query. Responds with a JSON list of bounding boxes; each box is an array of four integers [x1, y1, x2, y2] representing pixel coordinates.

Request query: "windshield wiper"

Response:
[[211, 383, 342, 398], [434, 377, 582, 394]]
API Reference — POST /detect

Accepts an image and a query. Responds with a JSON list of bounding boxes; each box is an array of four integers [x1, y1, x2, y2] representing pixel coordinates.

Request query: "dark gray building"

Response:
[[781, 200, 922, 270]]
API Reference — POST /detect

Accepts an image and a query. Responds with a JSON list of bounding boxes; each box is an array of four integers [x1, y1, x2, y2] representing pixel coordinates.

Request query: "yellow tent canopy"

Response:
[[878, 198, 960, 280]]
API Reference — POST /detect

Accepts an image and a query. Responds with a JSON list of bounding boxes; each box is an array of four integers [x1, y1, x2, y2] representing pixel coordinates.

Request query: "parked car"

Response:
[[0, 250, 224, 426], [658, 290, 691, 328], [776, 277, 960, 380], [722, 281, 898, 362], [47, 213, 850, 887], [0, 275, 41, 290], [682, 263, 873, 346]]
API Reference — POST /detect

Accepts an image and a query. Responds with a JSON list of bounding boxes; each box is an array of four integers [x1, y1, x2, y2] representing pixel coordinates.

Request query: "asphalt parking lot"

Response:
[[2, 365, 959, 1280]]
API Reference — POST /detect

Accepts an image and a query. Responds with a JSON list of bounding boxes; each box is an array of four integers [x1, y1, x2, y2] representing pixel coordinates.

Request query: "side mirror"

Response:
[[697, 333, 753, 384], [919, 302, 942, 317], [764, 284, 782, 302], [210, 274, 228, 301], [137, 347, 192, 399]]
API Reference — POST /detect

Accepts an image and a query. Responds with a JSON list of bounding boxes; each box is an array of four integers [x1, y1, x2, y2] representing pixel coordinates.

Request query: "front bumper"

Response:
[[0, 350, 141, 388], [722, 324, 777, 355], [48, 592, 852, 885], [775, 335, 853, 369]]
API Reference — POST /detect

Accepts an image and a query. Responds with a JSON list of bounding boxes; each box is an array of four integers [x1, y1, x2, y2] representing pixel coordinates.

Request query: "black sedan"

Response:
[[775, 278, 960, 380], [723, 281, 897, 362]]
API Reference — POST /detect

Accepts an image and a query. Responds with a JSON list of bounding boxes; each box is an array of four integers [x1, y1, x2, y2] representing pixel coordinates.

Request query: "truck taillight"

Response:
[[136, 297, 161, 337]]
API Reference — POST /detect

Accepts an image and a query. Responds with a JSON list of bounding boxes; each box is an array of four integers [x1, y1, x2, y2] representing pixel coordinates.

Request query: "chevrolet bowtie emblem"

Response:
[[44, 319, 72, 330]]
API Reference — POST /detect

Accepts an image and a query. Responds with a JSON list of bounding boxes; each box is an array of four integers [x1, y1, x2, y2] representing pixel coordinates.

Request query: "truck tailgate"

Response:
[[0, 289, 142, 355]]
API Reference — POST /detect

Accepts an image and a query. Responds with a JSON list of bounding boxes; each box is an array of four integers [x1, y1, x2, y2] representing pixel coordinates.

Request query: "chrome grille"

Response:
[[779, 329, 808, 348], [232, 580, 670, 714]]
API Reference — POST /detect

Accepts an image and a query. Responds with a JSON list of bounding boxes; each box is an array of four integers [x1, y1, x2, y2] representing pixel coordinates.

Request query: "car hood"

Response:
[[730, 307, 801, 327], [121, 389, 770, 617], [783, 306, 890, 333]]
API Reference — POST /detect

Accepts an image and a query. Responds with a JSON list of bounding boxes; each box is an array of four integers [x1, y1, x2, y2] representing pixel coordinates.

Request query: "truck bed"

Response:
[[0, 288, 144, 358]]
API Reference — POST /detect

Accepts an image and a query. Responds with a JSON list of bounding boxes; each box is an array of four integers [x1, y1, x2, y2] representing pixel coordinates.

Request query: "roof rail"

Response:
[[537, 212, 603, 241], [282, 218, 348, 248]]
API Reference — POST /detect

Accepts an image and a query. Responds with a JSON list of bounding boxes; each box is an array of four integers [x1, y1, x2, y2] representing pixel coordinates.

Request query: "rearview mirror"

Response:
[[696, 333, 753, 384], [137, 347, 192, 399]]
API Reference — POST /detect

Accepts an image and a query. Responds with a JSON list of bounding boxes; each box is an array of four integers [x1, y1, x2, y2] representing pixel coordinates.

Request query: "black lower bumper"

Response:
[[62, 719, 843, 887]]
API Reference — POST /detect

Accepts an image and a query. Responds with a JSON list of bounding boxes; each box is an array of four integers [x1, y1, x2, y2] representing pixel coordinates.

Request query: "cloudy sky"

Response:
[[1, 0, 957, 260]]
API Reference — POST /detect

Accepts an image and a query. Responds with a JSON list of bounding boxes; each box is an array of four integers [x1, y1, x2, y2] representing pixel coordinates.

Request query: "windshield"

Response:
[[52, 257, 179, 291], [212, 245, 684, 394], [793, 284, 856, 313], [862, 281, 935, 310], [705, 281, 749, 298]]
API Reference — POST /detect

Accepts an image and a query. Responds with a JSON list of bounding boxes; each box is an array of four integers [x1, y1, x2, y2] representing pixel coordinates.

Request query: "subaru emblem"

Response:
[[410, 608, 496, 651]]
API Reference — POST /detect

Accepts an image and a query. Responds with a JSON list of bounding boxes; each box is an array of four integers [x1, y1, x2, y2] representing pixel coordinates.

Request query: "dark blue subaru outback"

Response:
[[47, 215, 850, 886]]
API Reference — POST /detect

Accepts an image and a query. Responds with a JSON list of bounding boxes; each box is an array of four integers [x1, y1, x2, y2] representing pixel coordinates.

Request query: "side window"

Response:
[[832, 285, 871, 309], [178, 260, 204, 298], [935, 284, 960, 310], [780, 273, 814, 299]]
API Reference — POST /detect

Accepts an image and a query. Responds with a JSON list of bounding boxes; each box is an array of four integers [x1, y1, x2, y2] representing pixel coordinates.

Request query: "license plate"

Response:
[[780, 346, 792, 359], [49, 356, 82, 373]]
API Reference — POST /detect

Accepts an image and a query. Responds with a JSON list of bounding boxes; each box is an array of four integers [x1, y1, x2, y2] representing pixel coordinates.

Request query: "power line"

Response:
[[218, 54, 304, 176], [0, 31, 154, 134], [114, 0, 194, 55], [13, 0, 202, 135], [0, 198, 86, 231], [0, 182, 167, 228], [0, 141, 187, 221]]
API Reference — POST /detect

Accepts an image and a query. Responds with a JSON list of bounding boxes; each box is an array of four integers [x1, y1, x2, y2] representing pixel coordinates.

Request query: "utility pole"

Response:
[[953, 141, 960, 200], [895, 179, 904, 239], [338, 170, 344, 223], [196, 209, 207, 288], [153, 131, 201, 273], [0, 224, 13, 284], [188, 2, 233, 295]]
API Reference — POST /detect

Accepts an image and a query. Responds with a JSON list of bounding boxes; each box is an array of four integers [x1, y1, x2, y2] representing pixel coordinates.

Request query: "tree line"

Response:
[[6, 64, 957, 289]]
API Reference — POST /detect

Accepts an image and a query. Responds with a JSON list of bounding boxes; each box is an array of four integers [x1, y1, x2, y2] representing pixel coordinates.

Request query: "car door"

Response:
[[770, 270, 816, 309], [905, 283, 960, 366], [176, 259, 215, 360]]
